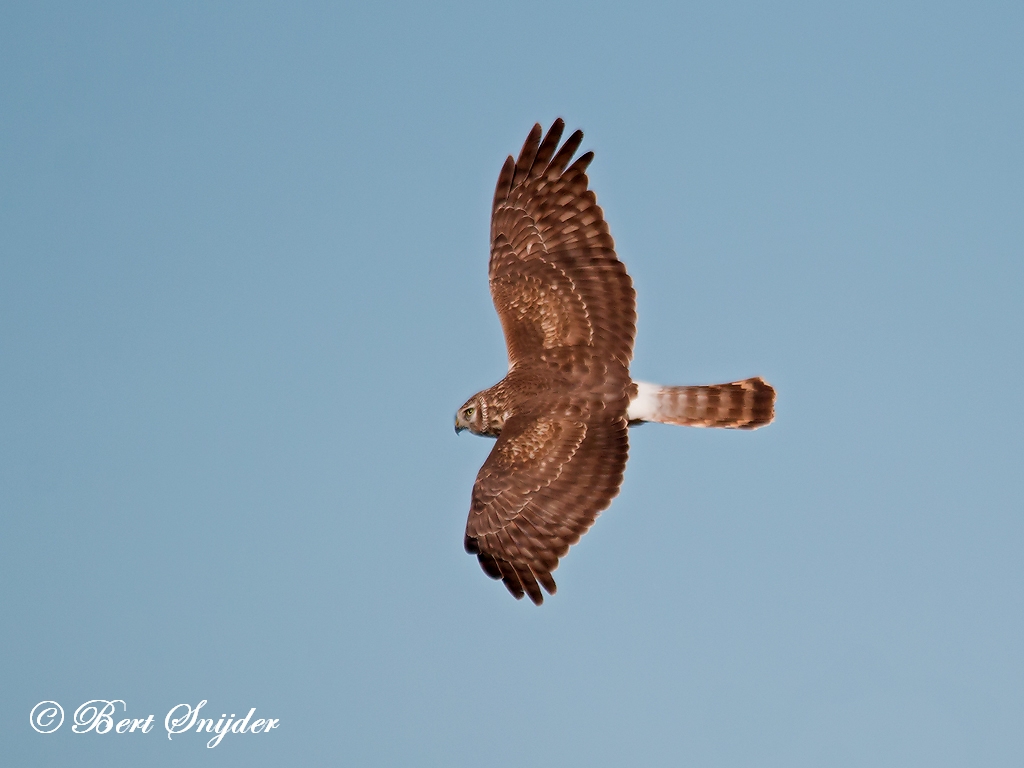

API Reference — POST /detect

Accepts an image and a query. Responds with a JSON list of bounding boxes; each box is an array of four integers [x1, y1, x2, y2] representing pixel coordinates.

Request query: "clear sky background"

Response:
[[2, 2, 1022, 766]]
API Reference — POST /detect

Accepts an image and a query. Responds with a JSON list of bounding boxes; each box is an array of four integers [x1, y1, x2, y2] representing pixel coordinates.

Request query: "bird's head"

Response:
[[455, 393, 504, 437]]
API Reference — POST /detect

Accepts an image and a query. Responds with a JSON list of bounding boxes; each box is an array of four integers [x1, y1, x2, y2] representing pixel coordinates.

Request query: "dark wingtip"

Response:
[[502, 575, 526, 601], [517, 123, 543, 165], [549, 128, 585, 174], [567, 150, 595, 175], [493, 155, 516, 206]]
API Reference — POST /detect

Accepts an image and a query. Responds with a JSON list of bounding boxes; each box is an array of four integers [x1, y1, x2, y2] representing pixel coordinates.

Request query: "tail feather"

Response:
[[627, 377, 775, 430]]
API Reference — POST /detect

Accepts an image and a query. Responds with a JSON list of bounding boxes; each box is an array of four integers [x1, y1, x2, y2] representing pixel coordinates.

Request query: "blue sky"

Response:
[[2, 2, 1022, 766]]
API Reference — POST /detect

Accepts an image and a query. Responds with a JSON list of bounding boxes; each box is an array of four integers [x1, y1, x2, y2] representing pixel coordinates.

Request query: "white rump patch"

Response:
[[627, 381, 663, 422]]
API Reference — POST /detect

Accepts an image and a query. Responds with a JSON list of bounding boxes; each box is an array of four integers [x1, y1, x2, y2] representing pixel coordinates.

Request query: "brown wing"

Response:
[[489, 119, 637, 370], [464, 402, 629, 605]]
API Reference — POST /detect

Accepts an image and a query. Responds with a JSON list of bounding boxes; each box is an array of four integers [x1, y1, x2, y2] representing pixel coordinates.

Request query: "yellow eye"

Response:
[[465, 407, 475, 418]]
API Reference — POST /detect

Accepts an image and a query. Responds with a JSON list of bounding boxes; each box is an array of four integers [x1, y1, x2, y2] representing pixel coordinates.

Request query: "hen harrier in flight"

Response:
[[455, 119, 775, 604]]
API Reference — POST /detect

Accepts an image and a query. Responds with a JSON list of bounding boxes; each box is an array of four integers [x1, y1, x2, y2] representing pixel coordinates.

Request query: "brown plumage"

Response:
[[455, 119, 775, 604]]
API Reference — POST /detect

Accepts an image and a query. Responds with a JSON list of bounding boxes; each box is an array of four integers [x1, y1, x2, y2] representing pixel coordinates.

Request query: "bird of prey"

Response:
[[455, 119, 775, 604]]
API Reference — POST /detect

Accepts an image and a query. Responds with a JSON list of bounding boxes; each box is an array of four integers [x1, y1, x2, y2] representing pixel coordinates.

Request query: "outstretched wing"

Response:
[[464, 403, 629, 605], [489, 119, 636, 371]]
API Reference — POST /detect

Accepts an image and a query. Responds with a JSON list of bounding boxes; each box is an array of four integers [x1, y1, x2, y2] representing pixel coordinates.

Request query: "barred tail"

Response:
[[627, 377, 775, 429]]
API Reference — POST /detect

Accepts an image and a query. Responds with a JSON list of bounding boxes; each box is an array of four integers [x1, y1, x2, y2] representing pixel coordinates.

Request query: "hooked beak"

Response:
[[455, 419, 465, 434]]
